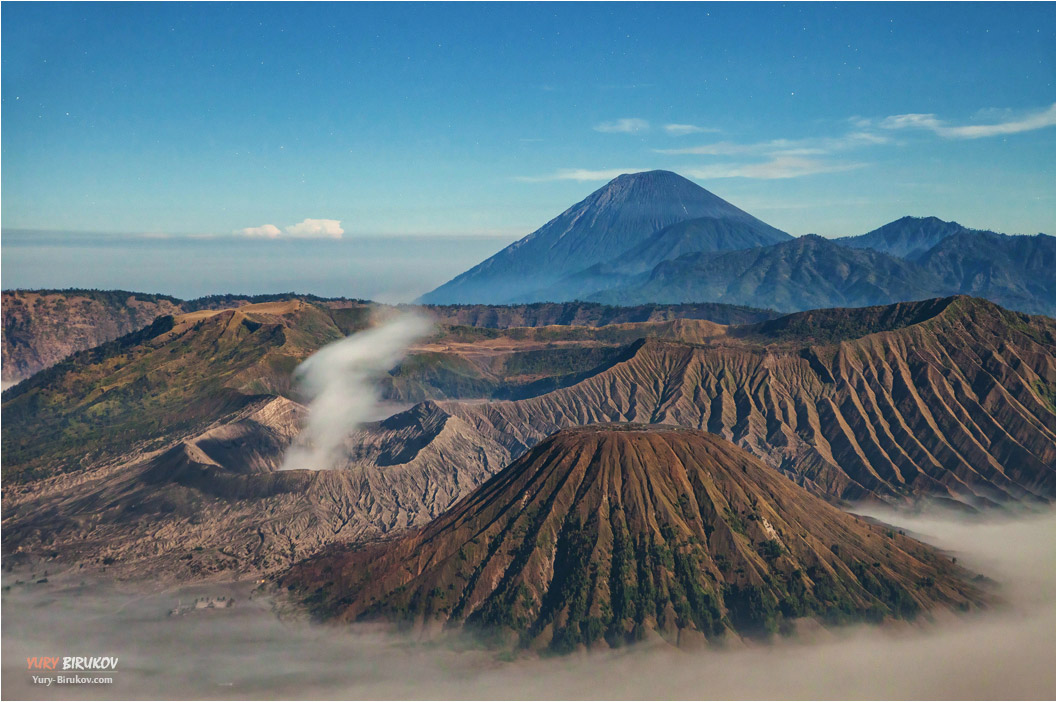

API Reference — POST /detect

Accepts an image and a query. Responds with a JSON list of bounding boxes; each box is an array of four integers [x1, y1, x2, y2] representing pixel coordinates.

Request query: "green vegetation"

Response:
[[757, 539, 784, 560], [2, 303, 350, 482]]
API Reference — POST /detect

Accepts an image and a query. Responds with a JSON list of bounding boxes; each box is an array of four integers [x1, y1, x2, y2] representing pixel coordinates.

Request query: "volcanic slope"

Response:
[[524, 216, 793, 303], [0, 396, 513, 578], [1, 301, 749, 482], [281, 425, 983, 652], [353, 296, 1055, 505], [420, 170, 787, 304], [0, 299, 370, 482], [0, 290, 362, 385]]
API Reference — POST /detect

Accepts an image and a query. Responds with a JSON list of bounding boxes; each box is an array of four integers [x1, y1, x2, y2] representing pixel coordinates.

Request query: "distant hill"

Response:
[[610, 215, 792, 273], [280, 424, 984, 651], [833, 216, 972, 260], [419, 171, 786, 304], [589, 235, 951, 312], [914, 230, 1055, 316], [832, 218, 1055, 315]]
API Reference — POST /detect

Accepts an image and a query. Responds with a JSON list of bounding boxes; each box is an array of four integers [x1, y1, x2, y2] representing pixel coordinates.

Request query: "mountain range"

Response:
[[3, 294, 1052, 583], [0, 290, 776, 386], [420, 171, 1055, 316]]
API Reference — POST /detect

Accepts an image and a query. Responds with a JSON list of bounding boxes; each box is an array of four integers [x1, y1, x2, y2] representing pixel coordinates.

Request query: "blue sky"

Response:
[[2, 2, 1054, 297]]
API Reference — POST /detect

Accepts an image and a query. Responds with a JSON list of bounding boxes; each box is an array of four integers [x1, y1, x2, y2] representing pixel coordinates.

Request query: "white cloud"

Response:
[[515, 168, 649, 183], [284, 218, 344, 239], [237, 224, 282, 238], [879, 104, 1056, 139], [664, 123, 720, 136], [236, 219, 344, 239], [593, 118, 649, 134], [685, 157, 866, 180]]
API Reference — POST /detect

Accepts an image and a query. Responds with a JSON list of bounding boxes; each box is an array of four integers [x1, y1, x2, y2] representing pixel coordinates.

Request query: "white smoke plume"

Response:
[[280, 312, 432, 471]]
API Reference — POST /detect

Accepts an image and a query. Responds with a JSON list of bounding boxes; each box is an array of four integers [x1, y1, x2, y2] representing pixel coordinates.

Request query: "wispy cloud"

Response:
[[655, 132, 888, 157], [593, 118, 649, 134], [684, 157, 866, 180], [236, 219, 344, 239], [878, 104, 1056, 139], [664, 123, 720, 137], [650, 128, 883, 180], [515, 168, 649, 183]]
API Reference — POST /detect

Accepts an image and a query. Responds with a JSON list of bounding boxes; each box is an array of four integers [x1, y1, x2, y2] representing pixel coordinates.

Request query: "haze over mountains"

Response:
[[421, 171, 1055, 316]]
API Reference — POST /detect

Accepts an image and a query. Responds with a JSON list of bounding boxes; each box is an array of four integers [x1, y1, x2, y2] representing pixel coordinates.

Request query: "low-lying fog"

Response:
[[3, 507, 1054, 700]]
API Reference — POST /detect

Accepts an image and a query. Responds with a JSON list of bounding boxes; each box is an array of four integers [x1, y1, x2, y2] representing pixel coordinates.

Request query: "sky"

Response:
[[2, 2, 1054, 298]]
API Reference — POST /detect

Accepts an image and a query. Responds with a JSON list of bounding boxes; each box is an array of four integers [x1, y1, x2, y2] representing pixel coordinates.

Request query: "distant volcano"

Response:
[[418, 170, 789, 304], [280, 424, 983, 652], [418, 171, 1054, 315]]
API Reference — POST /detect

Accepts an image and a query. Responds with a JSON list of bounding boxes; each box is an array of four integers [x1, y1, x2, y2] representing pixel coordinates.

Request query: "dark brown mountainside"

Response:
[[281, 425, 983, 651], [354, 296, 1055, 505]]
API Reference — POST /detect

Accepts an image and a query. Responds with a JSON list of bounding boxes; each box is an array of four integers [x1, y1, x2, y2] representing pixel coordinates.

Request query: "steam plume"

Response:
[[280, 312, 432, 471]]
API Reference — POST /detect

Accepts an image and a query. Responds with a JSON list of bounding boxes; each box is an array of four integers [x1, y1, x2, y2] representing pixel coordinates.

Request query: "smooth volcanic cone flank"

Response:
[[280, 425, 983, 652], [418, 170, 785, 304]]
